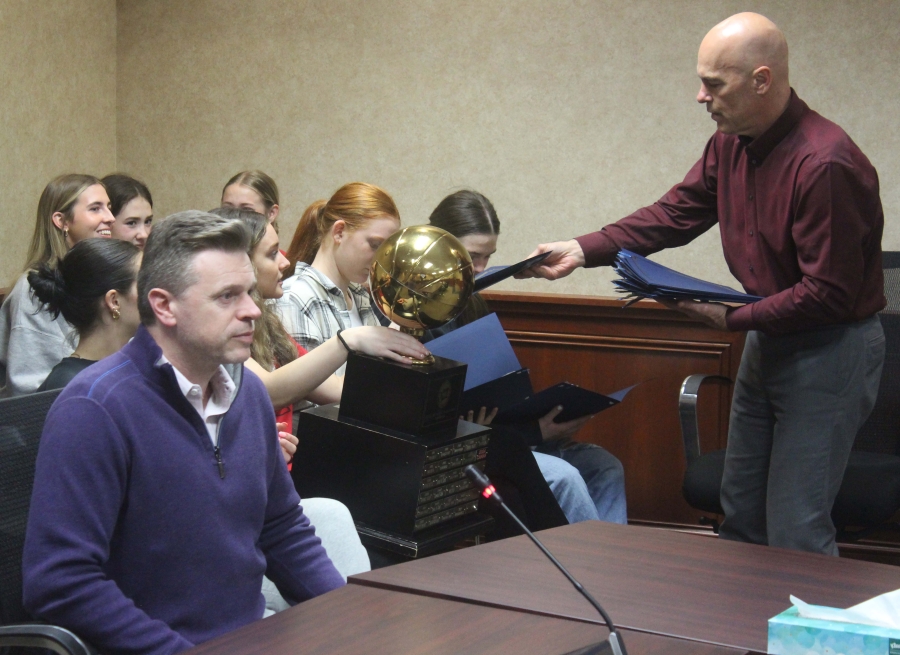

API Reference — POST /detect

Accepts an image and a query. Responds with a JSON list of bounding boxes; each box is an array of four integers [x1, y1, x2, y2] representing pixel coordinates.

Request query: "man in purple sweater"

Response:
[[524, 13, 885, 555], [23, 211, 344, 654]]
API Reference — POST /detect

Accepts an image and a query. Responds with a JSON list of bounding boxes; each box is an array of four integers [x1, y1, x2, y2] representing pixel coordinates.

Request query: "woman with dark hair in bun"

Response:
[[29, 238, 142, 391], [102, 174, 154, 250]]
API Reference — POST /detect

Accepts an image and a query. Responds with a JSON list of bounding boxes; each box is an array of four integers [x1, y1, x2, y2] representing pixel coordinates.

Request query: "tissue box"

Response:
[[768, 606, 900, 654]]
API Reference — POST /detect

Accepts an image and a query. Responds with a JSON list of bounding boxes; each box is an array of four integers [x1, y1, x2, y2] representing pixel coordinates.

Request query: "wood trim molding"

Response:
[[481, 290, 745, 527]]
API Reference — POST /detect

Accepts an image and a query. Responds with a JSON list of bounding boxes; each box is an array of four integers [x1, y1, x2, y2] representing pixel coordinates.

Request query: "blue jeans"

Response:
[[532, 452, 598, 523], [537, 443, 628, 524]]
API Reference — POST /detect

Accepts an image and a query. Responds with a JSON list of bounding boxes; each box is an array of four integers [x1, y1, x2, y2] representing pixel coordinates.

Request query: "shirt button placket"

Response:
[[748, 161, 758, 276]]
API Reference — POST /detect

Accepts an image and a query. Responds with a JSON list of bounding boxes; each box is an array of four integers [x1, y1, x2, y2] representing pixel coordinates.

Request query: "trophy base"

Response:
[[340, 351, 466, 435], [293, 404, 491, 537], [356, 512, 494, 559]]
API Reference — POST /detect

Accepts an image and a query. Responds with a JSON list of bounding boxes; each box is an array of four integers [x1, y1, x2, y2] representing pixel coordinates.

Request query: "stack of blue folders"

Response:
[[612, 249, 763, 304]]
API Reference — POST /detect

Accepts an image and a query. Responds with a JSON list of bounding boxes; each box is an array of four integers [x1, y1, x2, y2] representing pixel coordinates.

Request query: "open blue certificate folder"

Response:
[[473, 251, 553, 292], [427, 313, 635, 423], [613, 249, 763, 304]]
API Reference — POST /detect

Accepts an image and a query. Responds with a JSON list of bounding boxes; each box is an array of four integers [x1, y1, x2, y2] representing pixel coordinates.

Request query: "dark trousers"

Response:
[[719, 316, 885, 555]]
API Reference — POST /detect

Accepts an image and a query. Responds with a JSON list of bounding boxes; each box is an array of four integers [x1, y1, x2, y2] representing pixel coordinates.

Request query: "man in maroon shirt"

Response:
[[524, 13, 885, 555]]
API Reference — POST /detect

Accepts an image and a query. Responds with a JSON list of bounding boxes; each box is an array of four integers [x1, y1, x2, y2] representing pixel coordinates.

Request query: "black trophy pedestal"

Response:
[[339, 351, 467, 435], [292, 404, 493, 557]]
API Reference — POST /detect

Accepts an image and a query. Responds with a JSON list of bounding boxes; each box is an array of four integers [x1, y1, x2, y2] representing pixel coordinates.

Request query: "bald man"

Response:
[[525, 13, 885, 555]]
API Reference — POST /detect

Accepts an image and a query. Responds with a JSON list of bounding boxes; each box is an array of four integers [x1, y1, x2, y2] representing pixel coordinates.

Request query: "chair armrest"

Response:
[[679, 375, 731, 466], [0, 623, 96, 655]]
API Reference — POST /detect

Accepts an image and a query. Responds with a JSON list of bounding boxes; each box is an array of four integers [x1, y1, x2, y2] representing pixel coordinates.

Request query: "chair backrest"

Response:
[[853, 252, 900, 454], [0, 389, 62, 625]]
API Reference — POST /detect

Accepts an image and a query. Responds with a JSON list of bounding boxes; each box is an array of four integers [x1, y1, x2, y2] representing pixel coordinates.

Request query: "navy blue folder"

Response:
[[473, 251, 553, 292], [428, 313, 635, 423], [612, 250, 763, 304]]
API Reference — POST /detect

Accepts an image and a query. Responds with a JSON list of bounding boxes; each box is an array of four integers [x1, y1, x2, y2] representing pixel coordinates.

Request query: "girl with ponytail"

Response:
[[28, 238, 142, 391], [277, 183, 401, 371]]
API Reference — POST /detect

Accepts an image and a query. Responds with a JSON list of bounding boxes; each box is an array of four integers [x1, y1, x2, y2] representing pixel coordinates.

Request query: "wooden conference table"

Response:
[[352, 521, 900, 654], [186, 583, 745, 655], [187, 522, 900, 654]]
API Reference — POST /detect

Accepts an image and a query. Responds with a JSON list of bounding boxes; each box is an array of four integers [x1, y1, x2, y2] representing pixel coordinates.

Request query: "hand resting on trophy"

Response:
[[337, 326, 430, 364]]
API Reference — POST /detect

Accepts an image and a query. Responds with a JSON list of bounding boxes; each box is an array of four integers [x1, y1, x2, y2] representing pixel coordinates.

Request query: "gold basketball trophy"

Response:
[[292, 226, 493, 558]]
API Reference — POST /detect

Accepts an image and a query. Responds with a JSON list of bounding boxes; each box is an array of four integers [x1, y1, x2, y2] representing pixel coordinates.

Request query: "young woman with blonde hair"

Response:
[[210, 207, 426, 424], [221, 170, 281, 225], [276, 183, 401, 370], [0, 174, 115, 396]]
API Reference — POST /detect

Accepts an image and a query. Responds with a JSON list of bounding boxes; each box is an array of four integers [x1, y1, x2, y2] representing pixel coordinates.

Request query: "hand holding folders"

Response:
[[612, 249, 763, 305]]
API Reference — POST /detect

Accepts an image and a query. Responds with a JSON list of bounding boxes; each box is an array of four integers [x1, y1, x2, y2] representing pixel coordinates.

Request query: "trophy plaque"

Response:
[[293, 226, 493, 557]]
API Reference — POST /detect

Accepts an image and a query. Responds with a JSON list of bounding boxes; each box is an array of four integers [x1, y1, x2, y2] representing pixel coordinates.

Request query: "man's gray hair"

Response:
[[138, 210, 252, 325]]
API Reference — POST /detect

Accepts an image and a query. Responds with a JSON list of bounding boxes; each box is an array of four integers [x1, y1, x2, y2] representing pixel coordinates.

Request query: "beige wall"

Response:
[[0, 0, 117, 288], [5, 2, 898, 297], [114, 0, 900, 297]]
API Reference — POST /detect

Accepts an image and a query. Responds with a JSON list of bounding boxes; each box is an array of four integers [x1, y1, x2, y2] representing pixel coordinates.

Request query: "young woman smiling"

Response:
[[276, 183, 402, 372], [103, 174, 154, 250], [0, 174, 115, 396]]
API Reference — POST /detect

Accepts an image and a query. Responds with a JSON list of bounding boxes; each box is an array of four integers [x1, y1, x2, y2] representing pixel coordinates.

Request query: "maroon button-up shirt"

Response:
[[575, 91, 885, 335]]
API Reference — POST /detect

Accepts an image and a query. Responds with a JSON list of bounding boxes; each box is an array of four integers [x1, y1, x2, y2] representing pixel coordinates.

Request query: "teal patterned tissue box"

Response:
[[768, 606, 900, 654]]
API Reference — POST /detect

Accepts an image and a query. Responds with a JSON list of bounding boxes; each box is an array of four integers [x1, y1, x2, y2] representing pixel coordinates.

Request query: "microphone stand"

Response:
[[464, 465, 627, 655]]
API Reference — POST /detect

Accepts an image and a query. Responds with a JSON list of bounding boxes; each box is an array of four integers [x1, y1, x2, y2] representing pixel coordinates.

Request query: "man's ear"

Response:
[[752, 66, 772, 95], [147, 288, 177, 327]]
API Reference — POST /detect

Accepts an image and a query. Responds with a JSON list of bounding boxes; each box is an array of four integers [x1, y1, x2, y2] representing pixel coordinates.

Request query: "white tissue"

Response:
[[791, 590, 900, 629]]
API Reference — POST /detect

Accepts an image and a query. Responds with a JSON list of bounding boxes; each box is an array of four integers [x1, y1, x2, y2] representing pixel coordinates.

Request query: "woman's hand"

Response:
[[341, 326, 430, 363], [538, 406, 593, 442], [462, 406, 499, 426], [276, 421, 298, 464]]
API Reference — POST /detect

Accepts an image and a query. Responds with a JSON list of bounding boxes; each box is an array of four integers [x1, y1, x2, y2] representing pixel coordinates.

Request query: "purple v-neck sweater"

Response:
[[23, 325, 344, 654]]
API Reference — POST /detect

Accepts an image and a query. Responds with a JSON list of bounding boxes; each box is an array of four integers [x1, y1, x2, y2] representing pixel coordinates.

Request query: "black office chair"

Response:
[[680, 252, 900, 539], [0, 389, 95, 655]]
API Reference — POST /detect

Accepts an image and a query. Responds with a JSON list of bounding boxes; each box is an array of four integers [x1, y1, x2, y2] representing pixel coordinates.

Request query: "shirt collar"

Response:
[[155, 354, 236, 412], [300, 262, 370, 301], [741, 89, 807, 165], [299, 263, 343, 298]]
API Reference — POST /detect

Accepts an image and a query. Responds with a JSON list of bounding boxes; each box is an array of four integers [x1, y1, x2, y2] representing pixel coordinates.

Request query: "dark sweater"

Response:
[[36, 356, 95, 391], [23, 325, 344, 655]]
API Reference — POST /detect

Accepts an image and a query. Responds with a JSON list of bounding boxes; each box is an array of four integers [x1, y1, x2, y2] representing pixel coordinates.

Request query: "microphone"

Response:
[[465, 465, 627, 655]]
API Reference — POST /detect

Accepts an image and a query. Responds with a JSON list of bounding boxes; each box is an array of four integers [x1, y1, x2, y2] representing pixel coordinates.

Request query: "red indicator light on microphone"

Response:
[[481, 485, 496, 499]]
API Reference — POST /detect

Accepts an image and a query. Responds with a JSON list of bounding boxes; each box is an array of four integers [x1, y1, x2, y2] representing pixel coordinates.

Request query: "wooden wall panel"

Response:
[[482, 291, 745, 527]]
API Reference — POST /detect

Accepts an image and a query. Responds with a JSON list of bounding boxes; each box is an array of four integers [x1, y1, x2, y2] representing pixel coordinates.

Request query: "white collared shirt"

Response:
[[156, 355, 236, 446]]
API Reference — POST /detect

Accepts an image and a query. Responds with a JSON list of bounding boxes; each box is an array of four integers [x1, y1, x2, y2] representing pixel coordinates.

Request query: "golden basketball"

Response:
[[370, 225, 475, 336]]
